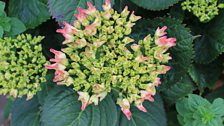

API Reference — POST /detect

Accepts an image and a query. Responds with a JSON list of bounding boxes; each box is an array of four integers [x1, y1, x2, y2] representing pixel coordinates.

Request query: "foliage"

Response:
[[176, 94, 224, 126], [0, 0, 224, 126], [0, 1, 26, 37]]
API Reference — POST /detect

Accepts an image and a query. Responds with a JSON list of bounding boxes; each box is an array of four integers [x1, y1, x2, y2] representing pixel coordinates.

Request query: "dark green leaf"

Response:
[[129, 0, 180, 10], [188, 58, 223, 88], [9, 0, 50, 29], [194, 10, 224, 63], [41, 86, 117, 126], [6, 17, 26, 36], [161, 74, 195, 104], [3, 98, 13, 119], [48, 0, 114, 25], [205, 87, 224, 102], [118, 94, 167, 126], [11, 97, 40, 126]]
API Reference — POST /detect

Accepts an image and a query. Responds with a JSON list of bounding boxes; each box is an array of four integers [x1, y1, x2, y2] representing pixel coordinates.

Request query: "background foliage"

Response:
[[1, 0, 224, 126]]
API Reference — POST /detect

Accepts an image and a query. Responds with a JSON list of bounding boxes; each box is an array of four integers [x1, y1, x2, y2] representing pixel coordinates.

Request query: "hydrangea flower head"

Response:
[[0, 34, 48, 100], [47, 0, 176, 120]]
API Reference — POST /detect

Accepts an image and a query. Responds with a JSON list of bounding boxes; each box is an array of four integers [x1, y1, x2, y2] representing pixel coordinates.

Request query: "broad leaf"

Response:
[[0, 1, 6, 16], [6, 17, 26, 36], [132, 18, 194, 87], [189, 58, 223, 88], [9, 0, 50, 29], [41, 86, 117, 126], [0, 26, 3, 38], [193, 10, 224, 63], [161, 74, 195, 104], [11, 97, 40, 126], [129, 0, 180, 10], [48, 0, 115, 25], [118, 94, 167, 126]]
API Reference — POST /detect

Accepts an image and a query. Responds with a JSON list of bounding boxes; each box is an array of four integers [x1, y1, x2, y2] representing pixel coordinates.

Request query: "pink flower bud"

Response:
[[85, 24, 97, 35], [78, 91, 90, 111], [121, 6, 130, 17], [131, 44, 140, 51], [135, 55, 150, 62], [120, 99, 132, 120], [83, 2, 96, 15], [155, 26, 167, 37], [152, 78, 161, 87], [135, 100, 147, 112], [49, 48, 67, 65], [75, 8, 87, 21], [141, 91, 155, 102], [146, 85, 156, 96], [45, 63, 66, 70], [155, 36, 176, 47], [102, 0, 111, 11], [159, 65, 171, 74]]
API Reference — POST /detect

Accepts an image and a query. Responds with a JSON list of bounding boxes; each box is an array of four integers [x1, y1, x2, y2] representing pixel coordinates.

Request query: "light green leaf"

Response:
[[211, 98, 224, 116], [118, 94, 167, 126], [0, 26, 3, 38], [6, 17, 26, 36], [41, 86, 117, 126], [48, 0, 114, 25], [0, 16, 11, 32], [194, 10, 224, 63], [11, 97, 40, 126], [9, 0, 50, 29], [0, 1, 6, 16], [129, 0, 180, 10]]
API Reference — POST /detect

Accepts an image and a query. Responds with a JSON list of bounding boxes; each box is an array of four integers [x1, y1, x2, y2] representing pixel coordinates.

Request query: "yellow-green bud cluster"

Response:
[[0, 34, 48, 100], [182, 0, 224, 22]]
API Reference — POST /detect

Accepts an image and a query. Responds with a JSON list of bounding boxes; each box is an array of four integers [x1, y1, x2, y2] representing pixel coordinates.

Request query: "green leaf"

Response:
[[0, 16, 11, 32], [211, 98, 224, 116], [194, 10, 224, 63], [6, 17, 26, 36], [129, 0, 180, 10], [118, 94, 167, 126], [41, 86, 117, 126], [11, 97, 40, 126], [0, 1, 6, 16], [3, 98, 13, 119], [188, 58, 223, 88], [48, 0, 115, 25], [132, 18, 194, 87], [0, 26, 3, 38], [9, 0, 50, 29], [161, 74, 195, 104], [205, 87, 224, 102]]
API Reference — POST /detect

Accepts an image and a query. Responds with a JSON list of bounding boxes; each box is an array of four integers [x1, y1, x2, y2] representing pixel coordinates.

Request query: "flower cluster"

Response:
[[0, 34, 48, 100], [182, 0, 224, 22], [46, 0, 176, 120]]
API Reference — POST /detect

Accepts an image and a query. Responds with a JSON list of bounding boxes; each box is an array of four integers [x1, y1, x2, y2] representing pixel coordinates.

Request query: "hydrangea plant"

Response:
[[0, 34, 48, 100], [46, 0, 176, 120], [181, 0, 224, 22], [176, 94, 224, 126]]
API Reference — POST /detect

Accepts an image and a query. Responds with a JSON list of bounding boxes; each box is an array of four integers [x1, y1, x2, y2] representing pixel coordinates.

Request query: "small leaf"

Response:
[[6, 17, 26, 36], [41, 86, 117, 126], [118, 94, 167, 126], [211, 98, 224, 116], [11, 97, 40, 126], [9, 0, 50, 29], [129, 0, 180, 10], [48, 0, 115, 25]]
